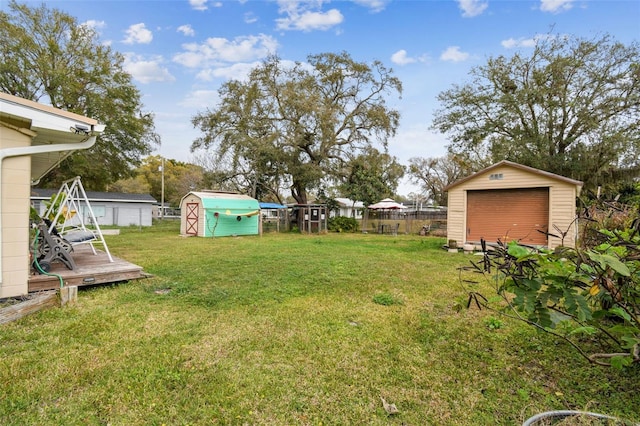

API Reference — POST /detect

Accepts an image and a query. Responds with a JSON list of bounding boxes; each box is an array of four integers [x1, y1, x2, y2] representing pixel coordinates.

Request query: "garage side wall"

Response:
[[446, 187, 465, 247], [0, 126, 31, 298], [548, 185, 578, 248], [446, 164, 579, 249]]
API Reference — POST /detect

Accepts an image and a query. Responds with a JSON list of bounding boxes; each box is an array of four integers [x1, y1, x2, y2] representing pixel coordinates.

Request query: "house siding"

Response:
[[0, 126, 31, 298], [446, 189, 465, 246], [446, 163, 580, 250], [32, 194, 155, 227], [548, 185, 579, 247]]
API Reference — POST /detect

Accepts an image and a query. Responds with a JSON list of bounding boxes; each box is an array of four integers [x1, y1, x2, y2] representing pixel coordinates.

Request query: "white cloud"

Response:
[[123, 54, 175, 84], [457, 0, 488, 17], [501, 33, 556, 49], [540, 0, 574, 13], [351, 0, 390, 13], [501, 37, 537, 49], [391, 50, 415, 65], [177, 24, 195, 37], [276, 9, 343, 31], [440, 46, 469, 62], [173, 34, 278, 68], [244, 12, 258, 24], [275, 1, 344, 31], [180, 90, 220, 108], [82, 20, 106, 31], [189, 0, 208, 11], [196, 62, 261, 81], [123, 23, 153, 44]]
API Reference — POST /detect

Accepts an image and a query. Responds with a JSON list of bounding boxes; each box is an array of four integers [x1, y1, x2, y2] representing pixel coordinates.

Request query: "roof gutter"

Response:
[[0, 127, 100, 286]]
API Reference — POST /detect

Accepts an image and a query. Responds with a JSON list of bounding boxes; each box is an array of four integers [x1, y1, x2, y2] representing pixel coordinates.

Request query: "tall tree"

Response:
[[0, 1, 157, 189], [432, 34, 640, 192], [191, 52, 402, 204], [340, 147, 405, 207], [126, 156, 204, 207], [407, 153, 483, 206], [192, 148, 288, 203]]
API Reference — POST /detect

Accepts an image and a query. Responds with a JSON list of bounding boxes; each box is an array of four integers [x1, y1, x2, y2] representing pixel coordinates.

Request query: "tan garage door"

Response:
[[466, 188, 549, 245]]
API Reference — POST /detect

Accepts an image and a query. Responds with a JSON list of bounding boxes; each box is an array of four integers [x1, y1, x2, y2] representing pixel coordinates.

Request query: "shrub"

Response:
[[328, 216, 359, 233], [460, 201, 640, 369]]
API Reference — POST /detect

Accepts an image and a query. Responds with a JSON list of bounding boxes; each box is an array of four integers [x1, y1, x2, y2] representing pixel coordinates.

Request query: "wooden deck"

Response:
[[28, 244, 149, 292]]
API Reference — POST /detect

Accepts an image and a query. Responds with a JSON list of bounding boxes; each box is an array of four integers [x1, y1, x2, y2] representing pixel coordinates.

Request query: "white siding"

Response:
[[0, 126, 31, 298], [548, 185, 578, 247], [446, 188, 465, 245], [108, 203, 153, 226]]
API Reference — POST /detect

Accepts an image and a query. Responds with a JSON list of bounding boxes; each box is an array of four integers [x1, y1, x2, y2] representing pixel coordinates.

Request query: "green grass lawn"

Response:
[[1, 221, 638, 425]]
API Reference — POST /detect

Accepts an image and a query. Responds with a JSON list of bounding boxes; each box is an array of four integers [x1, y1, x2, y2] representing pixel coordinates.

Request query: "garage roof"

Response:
[[444, 160, 583, 191]]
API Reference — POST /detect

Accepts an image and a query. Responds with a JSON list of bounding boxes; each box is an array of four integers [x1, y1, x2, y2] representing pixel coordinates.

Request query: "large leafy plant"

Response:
[[461, 206, 640, 368]]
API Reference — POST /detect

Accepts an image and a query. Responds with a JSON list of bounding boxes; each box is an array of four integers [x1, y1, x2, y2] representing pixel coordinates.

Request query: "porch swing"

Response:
[[33, 176, 113, 272]]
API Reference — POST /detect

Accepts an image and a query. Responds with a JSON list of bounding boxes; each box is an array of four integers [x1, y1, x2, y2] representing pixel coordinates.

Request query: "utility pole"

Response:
[[159, 157, 165, 220]]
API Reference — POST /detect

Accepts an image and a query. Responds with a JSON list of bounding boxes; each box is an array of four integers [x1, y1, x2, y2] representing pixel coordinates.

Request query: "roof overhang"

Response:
[[0, 92, 105, 183], [444, 160, 584, 192]]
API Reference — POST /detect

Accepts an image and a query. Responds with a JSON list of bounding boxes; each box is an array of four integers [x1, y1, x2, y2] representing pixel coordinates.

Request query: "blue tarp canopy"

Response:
[[260, 202, 287, 209]]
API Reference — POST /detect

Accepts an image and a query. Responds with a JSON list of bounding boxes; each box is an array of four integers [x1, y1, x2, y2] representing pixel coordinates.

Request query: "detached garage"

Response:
[[179, 191, 260, 238], [445, 161, 582, 249]]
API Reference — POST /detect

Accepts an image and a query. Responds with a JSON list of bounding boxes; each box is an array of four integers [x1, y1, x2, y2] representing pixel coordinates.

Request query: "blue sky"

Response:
[[15, 0, 640, 195]]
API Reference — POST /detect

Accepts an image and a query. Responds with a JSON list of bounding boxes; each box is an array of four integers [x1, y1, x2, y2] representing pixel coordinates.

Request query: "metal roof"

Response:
[[260, 202, 287, 209], [31, 188, 157, 203]]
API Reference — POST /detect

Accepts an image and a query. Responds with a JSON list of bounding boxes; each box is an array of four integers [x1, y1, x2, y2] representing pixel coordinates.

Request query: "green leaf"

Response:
[[520, 278, 541, 292], [507, 243, 531, 259], [608, 307, 631, 322], [511, 285, 540, 316], [569, 326, 598, 336], [586, 251, 630, 276], [531, 305, 553, 329], [621, 336, 640, 349], [610, 354, 633, 370]]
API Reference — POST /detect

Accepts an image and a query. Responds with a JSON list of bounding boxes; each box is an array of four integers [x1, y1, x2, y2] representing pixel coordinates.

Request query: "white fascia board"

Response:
[[1, 96, 100, 136]]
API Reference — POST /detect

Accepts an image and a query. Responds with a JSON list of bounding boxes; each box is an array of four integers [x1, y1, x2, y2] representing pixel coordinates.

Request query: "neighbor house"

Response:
[[445, 160, 583, 249], [333, 198, 364, 219], [31, 188, 157, 227]]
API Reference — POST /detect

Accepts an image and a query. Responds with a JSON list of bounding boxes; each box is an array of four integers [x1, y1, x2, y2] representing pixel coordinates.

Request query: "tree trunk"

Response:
[[291, 181, 308, 205]]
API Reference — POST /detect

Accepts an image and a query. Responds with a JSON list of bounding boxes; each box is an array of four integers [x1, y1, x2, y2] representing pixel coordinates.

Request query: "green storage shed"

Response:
[[179, 191, 260, 237]]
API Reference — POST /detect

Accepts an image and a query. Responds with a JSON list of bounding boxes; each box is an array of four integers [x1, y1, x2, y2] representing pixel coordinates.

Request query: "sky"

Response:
[[11, 0, 640, 196]]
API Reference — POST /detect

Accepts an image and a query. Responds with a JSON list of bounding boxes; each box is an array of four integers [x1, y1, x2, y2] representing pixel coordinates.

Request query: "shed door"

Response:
[[186, 203, 199, 235], [466, 188, 549, 245]]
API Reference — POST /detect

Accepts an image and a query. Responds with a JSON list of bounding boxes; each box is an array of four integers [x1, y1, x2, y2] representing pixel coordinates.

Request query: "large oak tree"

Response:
[[191, 52, 402, 204], [0, 1, 157, 189], [432, 34, 640, 193]]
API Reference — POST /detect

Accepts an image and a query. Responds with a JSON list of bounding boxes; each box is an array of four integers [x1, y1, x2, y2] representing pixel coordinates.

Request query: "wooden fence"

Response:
[[362, 210, 447, 235]]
